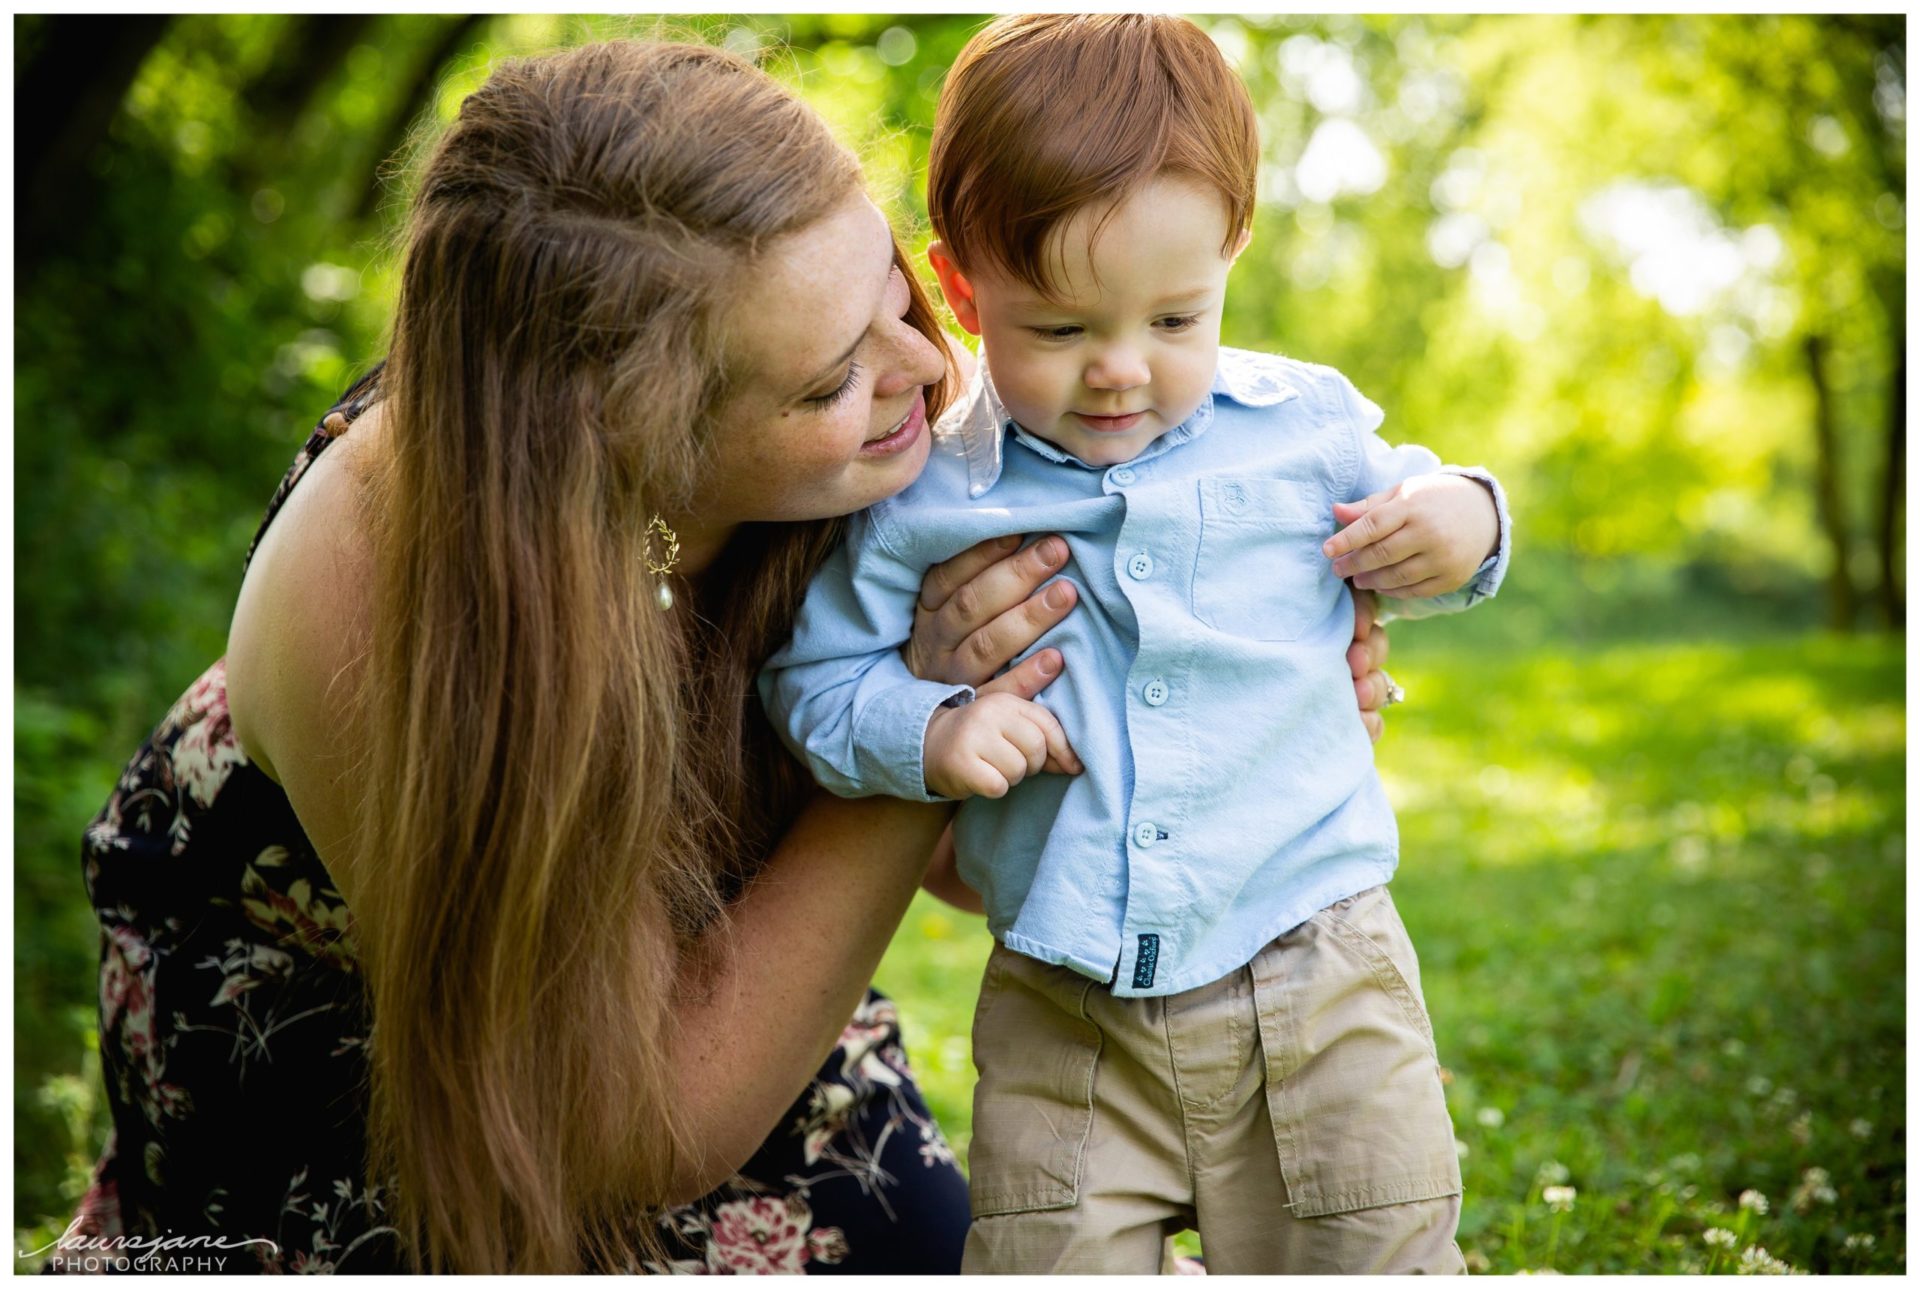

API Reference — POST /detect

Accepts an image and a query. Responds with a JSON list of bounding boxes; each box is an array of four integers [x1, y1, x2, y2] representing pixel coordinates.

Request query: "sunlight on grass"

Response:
[[872, 634, 1904, 1274]]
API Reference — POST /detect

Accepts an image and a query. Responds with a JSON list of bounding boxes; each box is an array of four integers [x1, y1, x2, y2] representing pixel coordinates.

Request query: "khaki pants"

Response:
[[962, 885, 1466, 1274]]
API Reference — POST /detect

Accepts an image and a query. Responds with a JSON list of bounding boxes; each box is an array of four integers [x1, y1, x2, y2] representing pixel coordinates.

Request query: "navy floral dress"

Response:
[[66, 385, 970, 1274]]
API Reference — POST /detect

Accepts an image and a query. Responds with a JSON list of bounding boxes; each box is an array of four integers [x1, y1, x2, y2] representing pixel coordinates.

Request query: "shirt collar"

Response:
[[935, 347, 1301, 497]]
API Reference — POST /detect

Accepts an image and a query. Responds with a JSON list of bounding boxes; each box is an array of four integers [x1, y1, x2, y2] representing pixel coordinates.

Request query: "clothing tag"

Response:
[[1132, 934, 1160, 989]]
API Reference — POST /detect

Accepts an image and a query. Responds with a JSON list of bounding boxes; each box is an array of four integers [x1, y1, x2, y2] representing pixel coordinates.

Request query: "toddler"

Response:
[[762, 14, 1510, 1274]]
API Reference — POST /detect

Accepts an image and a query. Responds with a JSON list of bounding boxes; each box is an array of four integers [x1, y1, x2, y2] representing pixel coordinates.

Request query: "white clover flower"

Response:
[[1746, 1075, 1773, 1097], [1789, 1112, 1813, 1147], [1536, 1160, 1571, 1185], [1790, 1167, 1837, 1212], [1738, 1189, 1770, 1215], [1736, 1245, 1790, 1275], [1849, 1118, 1874, 1140], [1704, 1228, 1737, 1249], [1543, 1185, 1577, 1212], [1842, 1233, 1875, 1254], [1477, 1106, 1505, 1129]]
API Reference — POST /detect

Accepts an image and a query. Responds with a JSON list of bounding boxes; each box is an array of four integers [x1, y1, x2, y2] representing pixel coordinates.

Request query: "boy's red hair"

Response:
[[927, 14, 1259, 297]]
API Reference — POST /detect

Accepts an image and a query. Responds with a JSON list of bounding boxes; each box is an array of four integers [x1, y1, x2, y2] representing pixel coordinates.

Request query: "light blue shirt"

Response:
[[760, 348, 1511, 997]]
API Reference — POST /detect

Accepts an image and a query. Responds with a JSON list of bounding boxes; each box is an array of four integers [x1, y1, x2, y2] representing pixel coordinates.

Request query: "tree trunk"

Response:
[[16, 16, 172, 270], [350, 15, 492, 224], [1803, 333, 1858, 631], [242, 15, 377, 136], [1875, 330, 1905, 629]]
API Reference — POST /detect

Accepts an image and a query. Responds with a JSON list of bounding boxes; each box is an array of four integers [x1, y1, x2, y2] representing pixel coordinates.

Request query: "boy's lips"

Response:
[[1074, 410, 1147, 433], [860, 391, 926, 457]]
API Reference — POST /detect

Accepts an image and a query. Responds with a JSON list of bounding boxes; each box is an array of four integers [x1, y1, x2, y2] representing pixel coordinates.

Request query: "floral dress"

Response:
[[64, 383, 970, 1275]]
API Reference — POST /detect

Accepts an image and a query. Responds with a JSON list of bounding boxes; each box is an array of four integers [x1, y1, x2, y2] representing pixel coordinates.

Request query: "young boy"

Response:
[[762, 15, 1510, 1273]]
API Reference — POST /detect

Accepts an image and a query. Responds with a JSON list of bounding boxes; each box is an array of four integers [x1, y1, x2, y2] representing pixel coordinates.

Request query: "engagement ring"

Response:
[[1381, 671, 1406, 706]]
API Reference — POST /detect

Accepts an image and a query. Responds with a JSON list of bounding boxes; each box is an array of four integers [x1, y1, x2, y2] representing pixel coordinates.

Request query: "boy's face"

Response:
[[931, 174, 1248, 468]]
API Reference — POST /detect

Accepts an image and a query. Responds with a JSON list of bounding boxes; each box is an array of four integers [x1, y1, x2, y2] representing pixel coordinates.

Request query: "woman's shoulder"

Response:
[[225, 409, 383, 877]]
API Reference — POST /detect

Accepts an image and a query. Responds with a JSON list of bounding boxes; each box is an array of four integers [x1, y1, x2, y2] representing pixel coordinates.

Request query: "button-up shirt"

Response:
[[760, 348, 1511, 996]]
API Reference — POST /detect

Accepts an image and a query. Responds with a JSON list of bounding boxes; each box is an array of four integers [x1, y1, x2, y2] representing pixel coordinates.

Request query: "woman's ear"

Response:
[[1230, 226, 1254, 262], [927, 242, 983, 336]]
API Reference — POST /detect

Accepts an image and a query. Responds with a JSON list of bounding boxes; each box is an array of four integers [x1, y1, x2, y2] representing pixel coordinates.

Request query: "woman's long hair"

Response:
[[355, 41, 950, 1272]]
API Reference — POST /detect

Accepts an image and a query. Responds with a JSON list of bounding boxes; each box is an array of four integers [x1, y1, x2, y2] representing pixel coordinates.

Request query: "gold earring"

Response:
[[643, 515, 681, 611]]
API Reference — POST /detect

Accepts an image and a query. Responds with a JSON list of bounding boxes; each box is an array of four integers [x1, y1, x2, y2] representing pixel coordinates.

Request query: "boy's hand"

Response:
[[1323, 474, 1498, 598], [924, 693, 1081, 800]]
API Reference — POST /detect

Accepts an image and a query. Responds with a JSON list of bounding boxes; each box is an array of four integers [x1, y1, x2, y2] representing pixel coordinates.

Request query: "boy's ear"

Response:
[[927, 241, 983, 336]]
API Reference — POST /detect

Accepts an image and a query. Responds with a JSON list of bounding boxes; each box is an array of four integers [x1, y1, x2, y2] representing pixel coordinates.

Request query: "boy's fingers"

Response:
[[1323, 498, 1409, 560], [1325, 487, 1401, 556], [976, 648, 1066, 701], [1333, 525, 1416, 578], [1030, 705, 1082, 775], [1004, 716, 1048, 777], [1352, 551, 1432, 591], [978, 737, 1030, 791], [1398, 574, 1459, 598], [967, 761, 1011, 800]]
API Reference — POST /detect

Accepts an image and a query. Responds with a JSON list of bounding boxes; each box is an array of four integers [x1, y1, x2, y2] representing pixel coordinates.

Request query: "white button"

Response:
[[1109, 466, 1136, 486], [1132, 821, 1159, 848], [1142, 679, 1169, 707], [1127, 552, 1154, 580]]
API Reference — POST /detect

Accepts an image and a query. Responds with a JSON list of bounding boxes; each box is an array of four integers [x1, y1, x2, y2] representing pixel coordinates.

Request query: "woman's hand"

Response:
[[904, 534, 1078, 698], [1349, 589, 1393, 743]]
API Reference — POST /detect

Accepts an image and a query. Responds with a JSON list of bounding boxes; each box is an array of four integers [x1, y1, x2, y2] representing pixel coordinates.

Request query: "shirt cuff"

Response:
[[1441, 465, 1511, 605], [852, 677, 976, 803]]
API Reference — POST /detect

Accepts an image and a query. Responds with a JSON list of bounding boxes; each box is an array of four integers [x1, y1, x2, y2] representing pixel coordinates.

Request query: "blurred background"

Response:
[[13, 13, 1904, 1273]]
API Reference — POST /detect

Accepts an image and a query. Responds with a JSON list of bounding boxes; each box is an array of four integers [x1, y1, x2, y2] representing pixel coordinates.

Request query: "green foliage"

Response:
[[13, 12, 1905, 1266], [875, 633, 1904, 1273]]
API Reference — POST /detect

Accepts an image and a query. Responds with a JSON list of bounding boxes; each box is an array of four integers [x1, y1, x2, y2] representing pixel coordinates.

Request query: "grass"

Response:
[[15, 631, 1905, 1273], [872, 632, 1905, 1274]]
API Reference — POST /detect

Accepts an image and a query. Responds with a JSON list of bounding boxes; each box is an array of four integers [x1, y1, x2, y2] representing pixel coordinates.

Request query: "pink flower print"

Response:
[[799, 1082, 856, 1165], [806, 1227, 849, 1265], [167, 663, 248, 811], [704, 1196, 814, 1275]]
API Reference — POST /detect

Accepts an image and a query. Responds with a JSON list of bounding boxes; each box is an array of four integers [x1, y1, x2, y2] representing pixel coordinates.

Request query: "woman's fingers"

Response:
[[924, 535, 1067, 627], [976, 648, 1065, 702], [906, 536, 1075, 686], [1354, 667, 1389, 714], [918, 534, 1022, 614], [1360, 709, 1384, 743]]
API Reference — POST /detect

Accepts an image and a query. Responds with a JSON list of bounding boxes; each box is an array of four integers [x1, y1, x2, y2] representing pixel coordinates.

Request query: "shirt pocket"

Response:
[[1190, 477, 1337, 642]]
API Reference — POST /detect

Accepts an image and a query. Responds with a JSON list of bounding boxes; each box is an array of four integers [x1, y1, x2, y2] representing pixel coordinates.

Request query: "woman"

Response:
[[70, 40, 1395, 1274]]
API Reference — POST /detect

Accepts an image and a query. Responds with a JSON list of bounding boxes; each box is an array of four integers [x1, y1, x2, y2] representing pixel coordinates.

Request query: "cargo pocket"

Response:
[[1191, 477, 1338, 642], [966, 944, 1103, 1218], [1251, 888, 1462, 1219]]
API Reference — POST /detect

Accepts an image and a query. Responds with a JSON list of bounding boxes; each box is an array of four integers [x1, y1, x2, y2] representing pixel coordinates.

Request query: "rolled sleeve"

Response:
[[759, 507, 969, 801]]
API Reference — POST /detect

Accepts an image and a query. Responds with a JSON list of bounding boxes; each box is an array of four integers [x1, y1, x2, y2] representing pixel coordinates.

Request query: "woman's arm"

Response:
[[666, 792, 954, 1199]]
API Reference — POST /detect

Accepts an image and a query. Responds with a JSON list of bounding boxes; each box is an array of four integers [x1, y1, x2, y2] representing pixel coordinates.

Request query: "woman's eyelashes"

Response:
[[806, 360, 864, 411]]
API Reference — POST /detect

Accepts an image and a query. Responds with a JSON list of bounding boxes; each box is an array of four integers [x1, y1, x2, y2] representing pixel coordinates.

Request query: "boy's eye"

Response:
[[806, 360, 863, 410], [1028, 325, 1083, 341], [1156, 314, 1202, 332]]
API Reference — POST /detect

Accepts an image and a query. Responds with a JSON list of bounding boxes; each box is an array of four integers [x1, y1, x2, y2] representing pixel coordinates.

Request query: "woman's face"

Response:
[[688, 193, 948, 550]]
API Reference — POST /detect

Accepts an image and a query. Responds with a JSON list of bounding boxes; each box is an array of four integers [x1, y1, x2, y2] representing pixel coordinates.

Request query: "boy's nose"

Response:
[[1084, 346, 1150, 392]]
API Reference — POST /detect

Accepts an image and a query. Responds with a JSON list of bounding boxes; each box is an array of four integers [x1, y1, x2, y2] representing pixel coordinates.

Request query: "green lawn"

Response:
[[873, 633, 1905, 1274], [15, 633, 1904, 1273]]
